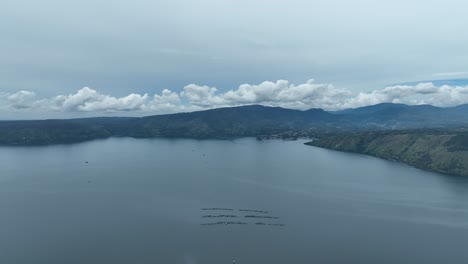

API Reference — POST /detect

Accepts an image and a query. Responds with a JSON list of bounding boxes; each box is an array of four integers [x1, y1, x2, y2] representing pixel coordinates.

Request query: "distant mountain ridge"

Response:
[[334, 103, 468, 128], [1, 103, 468, 145]]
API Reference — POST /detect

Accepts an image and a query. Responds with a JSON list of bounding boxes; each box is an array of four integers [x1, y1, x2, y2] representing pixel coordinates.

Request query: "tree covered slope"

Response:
[[2, 103, 468, 146], [306, 130, 468, 176]]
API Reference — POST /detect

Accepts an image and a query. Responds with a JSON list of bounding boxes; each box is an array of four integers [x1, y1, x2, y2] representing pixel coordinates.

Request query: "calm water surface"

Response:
[[1, 138, 468, 264]]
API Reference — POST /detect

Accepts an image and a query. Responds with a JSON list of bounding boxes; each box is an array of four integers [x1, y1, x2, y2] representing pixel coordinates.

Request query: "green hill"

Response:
[[0, 105, 337, 145], [2, 103, 468, 146], [306, 130, 468, 176]]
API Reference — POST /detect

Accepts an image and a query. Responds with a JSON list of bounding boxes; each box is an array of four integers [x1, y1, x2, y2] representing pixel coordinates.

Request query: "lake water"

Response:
[[1, 138, 468, 264]]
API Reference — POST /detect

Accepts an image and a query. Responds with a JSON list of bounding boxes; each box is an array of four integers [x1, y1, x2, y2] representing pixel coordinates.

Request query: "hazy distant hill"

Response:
[[0, 105, 338, 145], [137, 105, 338, 138], [2, 103, 468, 146], [333, 103, 468, 128]]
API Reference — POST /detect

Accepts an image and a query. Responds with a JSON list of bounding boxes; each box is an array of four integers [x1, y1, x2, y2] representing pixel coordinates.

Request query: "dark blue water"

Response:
[[1, 138, 468, 264]]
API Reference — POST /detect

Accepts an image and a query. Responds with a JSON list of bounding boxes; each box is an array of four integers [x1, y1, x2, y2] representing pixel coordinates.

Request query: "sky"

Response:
[[1, 0, 468, 119]]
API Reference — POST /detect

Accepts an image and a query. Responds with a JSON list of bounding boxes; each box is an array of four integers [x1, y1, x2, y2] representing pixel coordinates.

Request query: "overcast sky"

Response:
[[1, 0, 468, 118]]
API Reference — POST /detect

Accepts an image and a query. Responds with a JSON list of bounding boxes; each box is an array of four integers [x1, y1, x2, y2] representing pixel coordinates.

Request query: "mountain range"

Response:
[[1, 103, 468, 146]]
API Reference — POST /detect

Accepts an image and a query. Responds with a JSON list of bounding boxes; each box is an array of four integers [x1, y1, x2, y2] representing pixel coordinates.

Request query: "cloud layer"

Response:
[[2, 80, 468, 116]]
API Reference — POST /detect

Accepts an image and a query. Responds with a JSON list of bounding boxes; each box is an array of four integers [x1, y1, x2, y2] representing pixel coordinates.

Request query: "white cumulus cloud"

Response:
[[180, 79, 352, 110], [2, 79, 468, 117], [7, 91, 37, 109], [146, 89, 185, 112], [344, 83, 468, 109], [47, 87, 149, 112]]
